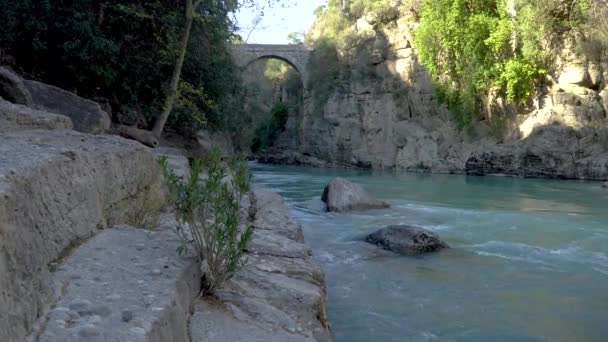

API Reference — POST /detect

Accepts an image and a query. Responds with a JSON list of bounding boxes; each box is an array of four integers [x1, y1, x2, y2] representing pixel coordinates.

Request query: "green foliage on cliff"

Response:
[[0, 0, 244, 135], [305, 1, 398, 114], [414, 0, 592, 127], [348, 0, 403, 24], [251, 103, 289, 152]]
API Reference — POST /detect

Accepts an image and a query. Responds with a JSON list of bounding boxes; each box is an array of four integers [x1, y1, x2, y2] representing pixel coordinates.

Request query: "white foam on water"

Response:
[[468, 240, 608, 274], [423, 224, 452, 231], [593, 267, 608, 276]]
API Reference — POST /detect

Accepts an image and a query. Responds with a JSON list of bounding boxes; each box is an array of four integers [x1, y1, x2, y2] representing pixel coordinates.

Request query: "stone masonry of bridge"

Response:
[[230, 44, 312, 86]]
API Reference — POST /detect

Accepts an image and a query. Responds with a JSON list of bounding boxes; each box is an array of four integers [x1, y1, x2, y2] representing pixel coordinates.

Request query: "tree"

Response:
[[151, 0, 202, 138], [0, 0, 290, 146], [287, 31, 304, 44], [150, 0, 288, 141]]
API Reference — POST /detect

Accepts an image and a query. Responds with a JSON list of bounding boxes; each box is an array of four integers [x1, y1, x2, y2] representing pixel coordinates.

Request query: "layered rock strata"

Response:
[[0, 130, 164, 342]]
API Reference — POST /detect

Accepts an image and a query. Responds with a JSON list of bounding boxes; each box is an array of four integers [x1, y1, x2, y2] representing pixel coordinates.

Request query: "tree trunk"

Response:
[[116, 125, 159, 147], [152, 0, 195, 138]]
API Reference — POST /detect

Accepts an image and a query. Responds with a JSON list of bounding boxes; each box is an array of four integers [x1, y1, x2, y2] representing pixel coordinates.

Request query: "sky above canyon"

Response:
[[235, 0, 326, 44]]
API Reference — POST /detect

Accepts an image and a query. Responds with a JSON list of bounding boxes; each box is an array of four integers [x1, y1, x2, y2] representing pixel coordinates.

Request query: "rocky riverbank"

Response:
[[0, 84, 330, 341]]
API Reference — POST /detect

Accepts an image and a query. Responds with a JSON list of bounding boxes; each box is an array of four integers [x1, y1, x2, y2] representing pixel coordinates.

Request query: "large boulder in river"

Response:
[[0, 66, 33, 106], [321, 177, 389, 212], [365, 225, 449, 256], [603, 181, 608, 188], [24, 79, 110, 134]]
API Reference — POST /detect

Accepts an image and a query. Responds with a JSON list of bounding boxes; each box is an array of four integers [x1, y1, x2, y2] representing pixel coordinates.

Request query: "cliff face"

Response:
[[293, 14, 475, 172], [264, 7, 608, 180]]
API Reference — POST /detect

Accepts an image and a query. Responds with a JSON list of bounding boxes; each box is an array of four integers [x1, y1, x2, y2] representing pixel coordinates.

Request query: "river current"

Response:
[[251, 163, 608, 342]]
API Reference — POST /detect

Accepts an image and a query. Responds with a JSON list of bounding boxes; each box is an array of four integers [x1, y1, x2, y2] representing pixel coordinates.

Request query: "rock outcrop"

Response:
[[153, 146, 191, 179], [197, 128, 234, 156], [25, 80, 111, 134], [365, 225, 449, 256], [322, 177, 389, 212], [0, 130, 164, 342], [0, 98, 73, 131], [191, 191, 331, 342], [466, 124, 608, 180], [0, 66, 33, 105], [261, 12, 474, 172]]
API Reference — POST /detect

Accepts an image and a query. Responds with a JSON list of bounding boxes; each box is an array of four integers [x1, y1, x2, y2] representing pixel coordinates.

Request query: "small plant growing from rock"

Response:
[[159, 148, 253, 295]]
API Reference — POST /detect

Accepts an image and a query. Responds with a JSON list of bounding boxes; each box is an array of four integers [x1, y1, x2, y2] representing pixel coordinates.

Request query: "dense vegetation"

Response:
[[251, 102, 289, 152], [306, 0, 606, 128], [0, 0, 256, 136], [414, 0, 598, 127]]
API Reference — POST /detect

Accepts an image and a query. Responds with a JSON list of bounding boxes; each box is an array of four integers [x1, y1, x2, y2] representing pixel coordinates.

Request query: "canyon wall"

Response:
[[264, 7, 608, 180]]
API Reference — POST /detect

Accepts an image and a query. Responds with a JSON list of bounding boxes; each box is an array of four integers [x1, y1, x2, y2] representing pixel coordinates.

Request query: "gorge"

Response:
[[252, 2, 608, 181], [1, 0, 608, 341]]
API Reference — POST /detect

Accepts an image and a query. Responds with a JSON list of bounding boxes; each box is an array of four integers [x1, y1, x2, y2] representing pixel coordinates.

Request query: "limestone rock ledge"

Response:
[[15, 186, 330, 341], [33, 224, 201, 342], [191, 191, 332, 342], [0, 130, 164, 342], [0, 98, 73, 131]]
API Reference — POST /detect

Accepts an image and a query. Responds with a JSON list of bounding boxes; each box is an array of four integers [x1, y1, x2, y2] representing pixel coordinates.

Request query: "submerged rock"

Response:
[[321, 177, 389, 212], [365, 225, 449, 256]]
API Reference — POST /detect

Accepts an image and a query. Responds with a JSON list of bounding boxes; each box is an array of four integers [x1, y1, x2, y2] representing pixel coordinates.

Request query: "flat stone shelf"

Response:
[[28, 191, 331, 342], [34, 223, 200, 342]]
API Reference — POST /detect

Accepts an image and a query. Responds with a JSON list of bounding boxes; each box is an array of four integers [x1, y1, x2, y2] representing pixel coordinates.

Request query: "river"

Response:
[[251, 163, 608, 341]]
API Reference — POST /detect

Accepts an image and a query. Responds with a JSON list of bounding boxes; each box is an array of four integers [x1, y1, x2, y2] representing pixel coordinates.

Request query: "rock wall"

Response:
[[266, 13, 481, 172], [0, 129, 164, 342], [466, 124, 608, 179], [467, 35, 608, 179], [264, 10, 608, 180]]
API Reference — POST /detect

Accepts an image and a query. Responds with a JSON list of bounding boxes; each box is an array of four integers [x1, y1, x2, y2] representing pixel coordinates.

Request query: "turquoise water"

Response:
[[251, 163, 608, 342]]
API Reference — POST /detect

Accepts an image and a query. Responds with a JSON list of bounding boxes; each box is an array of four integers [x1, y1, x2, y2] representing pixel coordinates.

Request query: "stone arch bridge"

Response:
[[230, 44, 312, 87]]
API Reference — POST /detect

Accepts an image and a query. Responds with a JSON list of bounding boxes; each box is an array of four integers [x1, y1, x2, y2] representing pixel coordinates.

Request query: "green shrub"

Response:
[[306, 39, 343, 114], [159, 148, 252, 296]]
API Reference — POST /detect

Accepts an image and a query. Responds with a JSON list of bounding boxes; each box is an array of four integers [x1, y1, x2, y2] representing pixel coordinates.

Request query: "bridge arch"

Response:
[[230, 44, 311, 87], [242, 55, 302, 77]]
